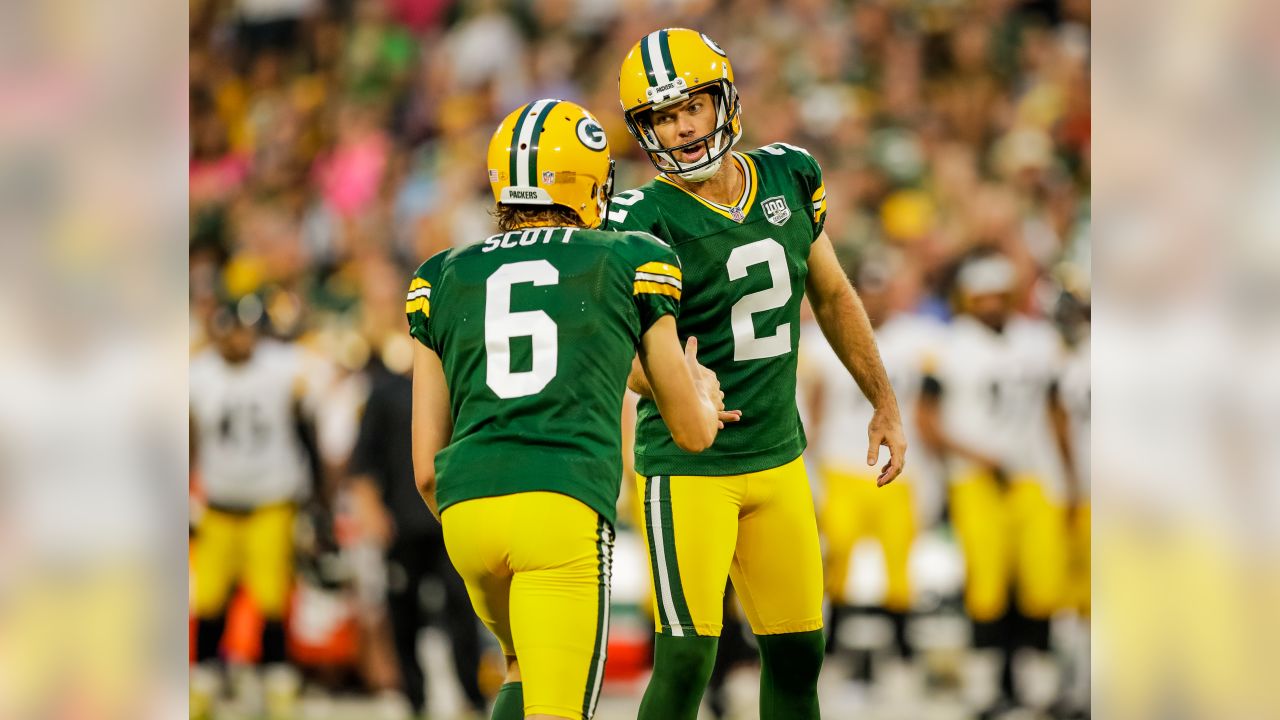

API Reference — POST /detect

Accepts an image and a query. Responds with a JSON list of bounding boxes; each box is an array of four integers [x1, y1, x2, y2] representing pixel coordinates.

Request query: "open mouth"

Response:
[[678, 145, 706, 163]]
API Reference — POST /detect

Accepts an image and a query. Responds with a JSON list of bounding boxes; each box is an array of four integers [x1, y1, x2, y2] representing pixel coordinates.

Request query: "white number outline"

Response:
[[485, 260, 559, 398], [727, 238, 793, 361], [606, 188, 646, 224]]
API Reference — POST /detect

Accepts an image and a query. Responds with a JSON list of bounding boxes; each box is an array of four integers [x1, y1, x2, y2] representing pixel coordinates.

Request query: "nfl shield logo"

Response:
[[763, 196, 791, 226], [730, 207, 745, 223], [542, 170, 555, 184]]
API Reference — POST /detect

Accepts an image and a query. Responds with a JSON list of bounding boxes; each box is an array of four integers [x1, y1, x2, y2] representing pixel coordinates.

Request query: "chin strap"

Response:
[[674, 154, 725, 182]]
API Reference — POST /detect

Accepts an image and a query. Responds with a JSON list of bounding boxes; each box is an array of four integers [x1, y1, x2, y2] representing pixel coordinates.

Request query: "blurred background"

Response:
[[187, 0, 1090, 718], [3, 0, 1278, 717]]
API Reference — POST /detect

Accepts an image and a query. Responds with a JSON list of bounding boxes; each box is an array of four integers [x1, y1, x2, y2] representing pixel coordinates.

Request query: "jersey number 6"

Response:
[[727, 238, 792, 361], [485, 260, 559, 398]]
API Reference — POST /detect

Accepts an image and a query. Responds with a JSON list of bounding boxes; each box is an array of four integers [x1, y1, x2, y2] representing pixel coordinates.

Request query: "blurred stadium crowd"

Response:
[[188, 0, 1090, 717]]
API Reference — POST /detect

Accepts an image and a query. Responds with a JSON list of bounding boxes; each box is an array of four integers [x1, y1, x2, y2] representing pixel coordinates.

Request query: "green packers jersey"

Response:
[[606, 143, 828, 476], [406, 226, 681, 525]]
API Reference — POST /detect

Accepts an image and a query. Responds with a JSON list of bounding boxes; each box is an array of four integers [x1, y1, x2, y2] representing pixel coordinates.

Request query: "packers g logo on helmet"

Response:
[[618, 28, 742, 182], [486, 99, 616, 228], [576, 118, 607, 151], [700, 33, 726, 56]]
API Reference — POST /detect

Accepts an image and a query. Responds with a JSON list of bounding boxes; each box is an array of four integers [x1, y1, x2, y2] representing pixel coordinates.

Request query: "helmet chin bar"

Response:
[[653, 134, 728, 182], [627, 80, 742, 182]]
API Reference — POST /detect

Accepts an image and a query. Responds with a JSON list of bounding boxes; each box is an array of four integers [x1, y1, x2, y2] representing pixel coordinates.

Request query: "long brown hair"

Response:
[[491, 204, 583, 232]]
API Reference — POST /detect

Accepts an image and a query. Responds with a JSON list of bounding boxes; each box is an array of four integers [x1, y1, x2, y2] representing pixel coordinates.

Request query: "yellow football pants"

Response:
[[191, 503, 295, 619], [442, 492, 612, 720], [950, 473, 1067, 621], [636, 455, 825, 637], [820, 466, 916, 611]]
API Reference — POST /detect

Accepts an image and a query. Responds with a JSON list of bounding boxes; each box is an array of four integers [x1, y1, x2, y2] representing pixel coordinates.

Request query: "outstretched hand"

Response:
[[867, 407, 907, 486], [684, 337, 742, 428]]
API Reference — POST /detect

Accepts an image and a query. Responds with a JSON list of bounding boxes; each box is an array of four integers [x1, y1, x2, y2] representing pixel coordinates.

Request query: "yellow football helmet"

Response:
[[618, 28, 742, 182], [486, 99, 615, 228]]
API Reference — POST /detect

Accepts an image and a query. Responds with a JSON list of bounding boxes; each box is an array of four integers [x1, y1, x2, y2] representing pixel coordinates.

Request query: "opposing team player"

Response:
[[189, 302, 321, 719], [916, 250, 1078, 715], [407, 99, 725, 720], [801, 255, 942, 665], [610, 29, 906, 719]]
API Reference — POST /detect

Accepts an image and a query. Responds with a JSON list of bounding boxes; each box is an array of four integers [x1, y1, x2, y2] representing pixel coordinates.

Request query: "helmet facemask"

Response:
[[594, 159, 616, 228], [625, 79, 742, 183]]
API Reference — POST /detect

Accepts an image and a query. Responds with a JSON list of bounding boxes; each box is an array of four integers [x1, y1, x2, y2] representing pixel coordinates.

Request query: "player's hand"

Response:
[[684, 337, 742, 428], [867, 407, 907, 487]]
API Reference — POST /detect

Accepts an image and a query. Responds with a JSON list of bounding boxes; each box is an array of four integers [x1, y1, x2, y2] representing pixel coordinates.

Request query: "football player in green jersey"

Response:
[[612, 29, 908, 719], [407, 99, 727, 720]]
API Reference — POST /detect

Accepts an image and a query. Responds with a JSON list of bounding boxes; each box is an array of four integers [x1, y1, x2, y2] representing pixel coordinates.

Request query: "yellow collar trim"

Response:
[[656, 152, 758, 222]]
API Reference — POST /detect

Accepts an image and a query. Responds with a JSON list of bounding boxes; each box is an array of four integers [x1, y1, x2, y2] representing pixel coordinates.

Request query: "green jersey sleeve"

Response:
[[622, 232, 682, 334], [405, 250, 449, 351]]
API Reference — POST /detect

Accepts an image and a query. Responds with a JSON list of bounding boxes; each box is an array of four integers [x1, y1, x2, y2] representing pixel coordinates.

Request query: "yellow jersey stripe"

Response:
[[636, 261, 682, 282], [811, 184, 825, 202], [409, 277, 430, 290], [633, 281, 681, 300], [406, 297, 430, 315]]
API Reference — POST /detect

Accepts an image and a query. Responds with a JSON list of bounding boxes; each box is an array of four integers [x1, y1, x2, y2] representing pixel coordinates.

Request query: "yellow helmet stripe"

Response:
[[512, 99, 557, 187]]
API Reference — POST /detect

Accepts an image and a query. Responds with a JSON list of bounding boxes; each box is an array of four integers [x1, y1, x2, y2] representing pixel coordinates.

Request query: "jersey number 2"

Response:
[[727, 238, 792, 361], [485, 260, 558, 398]]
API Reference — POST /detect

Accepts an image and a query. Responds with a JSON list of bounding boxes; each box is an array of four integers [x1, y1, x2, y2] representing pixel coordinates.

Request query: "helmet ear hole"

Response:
[[591, 182, 598, 199]]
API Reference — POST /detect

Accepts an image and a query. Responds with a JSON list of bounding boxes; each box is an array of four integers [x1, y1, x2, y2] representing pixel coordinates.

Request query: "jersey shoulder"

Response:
[[412, 247, 455, 284], [609, 229, 680, 268], [406, 248, 454, 348], [745, 142, 823, 188], [744, 143, 826, 231], [604, 178, 683, 234]]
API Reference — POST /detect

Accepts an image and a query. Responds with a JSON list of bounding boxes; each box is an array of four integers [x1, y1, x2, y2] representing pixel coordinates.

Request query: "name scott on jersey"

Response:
[[481, 227, 579, 252]]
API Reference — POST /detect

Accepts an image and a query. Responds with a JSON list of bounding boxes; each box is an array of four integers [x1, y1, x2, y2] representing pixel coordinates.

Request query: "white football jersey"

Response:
[[190, 340, 310, 508], [802, 313, 943, 477], [931, 314, 1068, 499]]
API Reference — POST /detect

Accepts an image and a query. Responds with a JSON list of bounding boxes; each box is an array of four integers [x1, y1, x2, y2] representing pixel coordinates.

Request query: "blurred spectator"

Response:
[[347, 349, 488, 717]]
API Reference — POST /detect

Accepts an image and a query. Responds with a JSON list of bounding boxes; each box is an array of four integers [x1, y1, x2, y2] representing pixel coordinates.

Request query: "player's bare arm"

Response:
[[637, 315, 723, 451], [410, 341, 452, 520], [627, 352, 742, 424], [804, 231, 906, 486]]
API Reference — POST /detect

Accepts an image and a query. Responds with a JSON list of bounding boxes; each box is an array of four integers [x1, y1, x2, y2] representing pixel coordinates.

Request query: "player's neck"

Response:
[[667, 153, 743, 206]]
